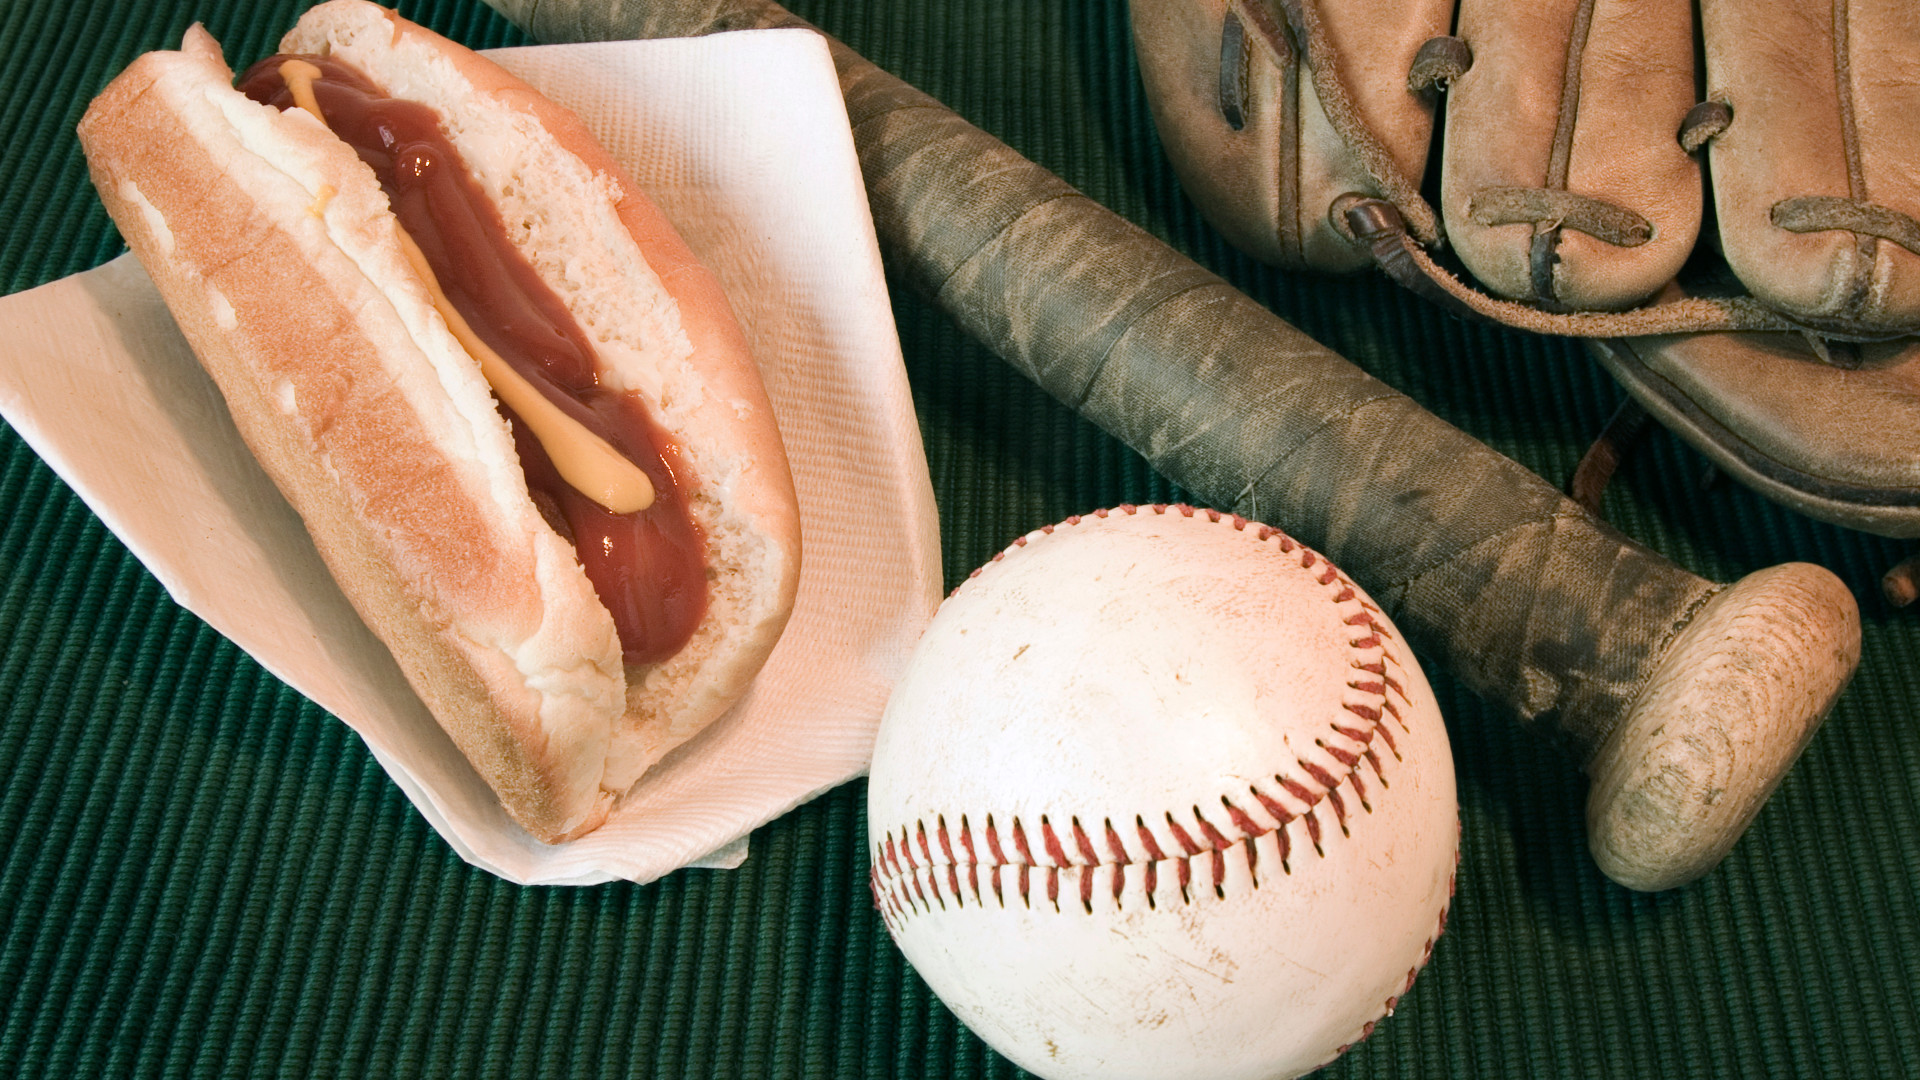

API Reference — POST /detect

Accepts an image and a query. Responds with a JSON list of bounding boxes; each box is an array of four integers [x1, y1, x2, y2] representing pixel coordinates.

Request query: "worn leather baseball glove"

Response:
[[1132, 0, 1920, 546]]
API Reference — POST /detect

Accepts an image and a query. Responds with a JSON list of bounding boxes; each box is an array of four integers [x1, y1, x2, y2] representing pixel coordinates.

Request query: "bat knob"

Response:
[[1584, 562, 1860, 891]]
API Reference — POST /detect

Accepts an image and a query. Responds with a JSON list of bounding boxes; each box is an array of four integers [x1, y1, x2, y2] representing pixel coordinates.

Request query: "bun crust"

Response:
[[78, 2, 802, 841]]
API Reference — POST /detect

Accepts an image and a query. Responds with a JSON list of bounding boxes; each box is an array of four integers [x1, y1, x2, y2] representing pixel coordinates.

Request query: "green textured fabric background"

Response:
[[3, 0, 1918, 1076]]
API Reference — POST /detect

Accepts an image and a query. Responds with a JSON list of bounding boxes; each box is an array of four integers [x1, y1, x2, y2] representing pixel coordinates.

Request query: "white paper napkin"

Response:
[[0, 29, 941, 885]]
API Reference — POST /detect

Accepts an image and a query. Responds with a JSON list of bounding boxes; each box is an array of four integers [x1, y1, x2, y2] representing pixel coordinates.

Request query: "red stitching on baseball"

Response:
[[1041, 816, 1067, 867], [1326, 787, 1350, 835], [1072, 817, 1099, 866], [1301, 760, 1341, 791], [1324, 737, 1364, 764], [1105, 823, 1133, 908], [891, 873, 910, 919], [933, 822, 960, 907], [1374, 720, 1402, 760], [1103, 819, 1130, 865], [1135, 816, 1167, 861], [1251, 788, 1293, 826], [1165, 814, 1203, 857], [1220, 796, 1261, 837], [1193, 807, 1232, 852], [1351, 771, 1374, 813]]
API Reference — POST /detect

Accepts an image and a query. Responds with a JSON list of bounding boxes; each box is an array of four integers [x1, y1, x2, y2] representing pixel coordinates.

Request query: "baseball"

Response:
[[868, 505, 1457, 1080]]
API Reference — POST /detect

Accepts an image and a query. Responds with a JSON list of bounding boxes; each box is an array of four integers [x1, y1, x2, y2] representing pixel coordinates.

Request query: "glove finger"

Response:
[[1130, 0, 1453, 271], [1440, 0, 1700, 311], [1701, 0, 1920, 335]]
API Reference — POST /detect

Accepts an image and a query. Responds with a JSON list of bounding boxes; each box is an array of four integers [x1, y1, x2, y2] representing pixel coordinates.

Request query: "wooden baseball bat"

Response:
[[481, 0, 1860, 890]]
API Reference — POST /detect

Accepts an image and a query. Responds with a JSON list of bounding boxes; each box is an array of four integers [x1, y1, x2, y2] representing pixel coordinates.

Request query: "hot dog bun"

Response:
[[77, 1, 802, 842]]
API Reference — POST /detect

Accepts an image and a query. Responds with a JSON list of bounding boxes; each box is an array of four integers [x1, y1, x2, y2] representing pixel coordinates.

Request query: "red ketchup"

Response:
[[238, 55, 708, 665]]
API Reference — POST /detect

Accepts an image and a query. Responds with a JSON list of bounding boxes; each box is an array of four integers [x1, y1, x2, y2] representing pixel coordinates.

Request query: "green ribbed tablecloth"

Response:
[[3, 0, 1917, 1076]]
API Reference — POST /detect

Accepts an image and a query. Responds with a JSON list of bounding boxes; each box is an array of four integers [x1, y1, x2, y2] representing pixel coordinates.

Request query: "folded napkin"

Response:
[[0, 29, 941, 885]]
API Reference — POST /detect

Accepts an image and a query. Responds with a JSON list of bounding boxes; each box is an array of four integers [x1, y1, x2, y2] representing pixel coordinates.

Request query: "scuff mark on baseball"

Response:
[[868, 505, 1458, 1080]]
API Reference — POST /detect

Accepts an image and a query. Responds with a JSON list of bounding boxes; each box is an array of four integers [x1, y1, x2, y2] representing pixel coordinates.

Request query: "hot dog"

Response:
[[76, 0, 802, 842]]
